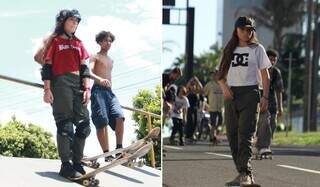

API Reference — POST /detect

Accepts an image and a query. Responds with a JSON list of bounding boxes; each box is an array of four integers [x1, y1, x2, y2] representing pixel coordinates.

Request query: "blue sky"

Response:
[[0, 0, 161, 156], [162, 0, 221, 70]]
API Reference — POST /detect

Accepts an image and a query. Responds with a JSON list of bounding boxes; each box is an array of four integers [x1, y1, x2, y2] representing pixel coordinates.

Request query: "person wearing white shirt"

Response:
[[217, 16, 271, 186], [169, 86, 190, 146]]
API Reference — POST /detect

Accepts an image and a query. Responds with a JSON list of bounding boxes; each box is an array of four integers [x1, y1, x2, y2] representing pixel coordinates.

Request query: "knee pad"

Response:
[[75, 120, 91, 139], [56, 119, 74, 138]]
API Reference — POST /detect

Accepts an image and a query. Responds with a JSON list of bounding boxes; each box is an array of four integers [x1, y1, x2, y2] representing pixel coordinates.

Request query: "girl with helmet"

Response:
[[40, 9, 91, 179]]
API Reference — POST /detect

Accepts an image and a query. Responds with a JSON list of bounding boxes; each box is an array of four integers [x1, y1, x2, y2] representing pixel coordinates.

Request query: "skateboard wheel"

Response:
[[93, 162, 100, 168], [94, 179, 100, 186], [138, 160, 144, 167], [127, 161, 134, 168], [82, 179, 90, 186]]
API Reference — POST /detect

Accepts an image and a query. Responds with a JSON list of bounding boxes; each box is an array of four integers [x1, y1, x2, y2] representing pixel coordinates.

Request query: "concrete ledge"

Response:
[[0, 156, 161, 187]]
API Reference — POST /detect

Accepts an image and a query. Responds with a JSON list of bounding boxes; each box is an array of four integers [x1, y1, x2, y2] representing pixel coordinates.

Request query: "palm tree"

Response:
[[249, 0, 304, 53]]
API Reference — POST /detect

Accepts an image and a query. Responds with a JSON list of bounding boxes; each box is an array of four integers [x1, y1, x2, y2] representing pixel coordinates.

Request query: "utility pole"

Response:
[[163, 0, 195, 82], [286, 52, 293, 137], [303, 0, 314, 132], [310, 0, 320, 131], [185, 2, 195, 81]]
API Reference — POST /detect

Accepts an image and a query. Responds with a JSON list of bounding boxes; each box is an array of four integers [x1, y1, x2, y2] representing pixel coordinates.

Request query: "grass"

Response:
[[273, 131, 320, 146]]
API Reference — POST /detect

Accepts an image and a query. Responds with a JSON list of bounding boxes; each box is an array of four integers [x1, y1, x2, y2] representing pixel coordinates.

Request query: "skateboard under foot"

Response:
[[73, 127, 160, 186]]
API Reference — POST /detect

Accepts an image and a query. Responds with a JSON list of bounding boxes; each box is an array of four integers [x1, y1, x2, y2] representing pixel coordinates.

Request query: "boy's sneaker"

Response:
[[59, 162, 82, 179], [179, 141, 185, 146], [240, 173, 255, 186], [105, 155, 115, 162], [73, 162, 86, 175], [225, 173, 241, 186]]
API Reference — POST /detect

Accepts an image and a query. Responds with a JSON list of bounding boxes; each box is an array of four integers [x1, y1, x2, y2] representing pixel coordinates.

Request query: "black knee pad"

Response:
[[56, 119, 74, 138], [75, 120, 91, 139]]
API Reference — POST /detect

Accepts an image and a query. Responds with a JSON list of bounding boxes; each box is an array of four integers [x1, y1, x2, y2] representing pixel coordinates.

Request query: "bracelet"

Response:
[[44, 88, 50, 92], [262, 96, 269, 100], [84, 87, 91, 91]]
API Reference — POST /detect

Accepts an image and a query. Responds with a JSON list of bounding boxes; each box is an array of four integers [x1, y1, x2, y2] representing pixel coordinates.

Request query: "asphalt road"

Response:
[[163, 140, 320, 187]]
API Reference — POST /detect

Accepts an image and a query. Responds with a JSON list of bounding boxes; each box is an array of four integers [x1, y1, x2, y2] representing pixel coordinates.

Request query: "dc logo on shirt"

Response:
[[232, 53, 249, 67]]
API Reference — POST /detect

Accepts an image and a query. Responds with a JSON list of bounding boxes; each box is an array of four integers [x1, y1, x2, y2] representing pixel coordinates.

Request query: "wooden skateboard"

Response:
[[75, 127, 160, 186]]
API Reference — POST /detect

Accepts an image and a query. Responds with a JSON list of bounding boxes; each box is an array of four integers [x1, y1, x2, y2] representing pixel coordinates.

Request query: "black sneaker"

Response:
[[105, 155, 115, 162], [179, 141, 185, 146], [59, 162, 82, 179], [73, 162, 86, 175]]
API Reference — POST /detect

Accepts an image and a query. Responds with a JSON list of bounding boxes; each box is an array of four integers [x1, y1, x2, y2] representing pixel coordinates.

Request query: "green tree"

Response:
[[0, 116, 58, 159], [250, 0, 304, 52], [132, 85, 161, 168], [250, 1, 305, 103]]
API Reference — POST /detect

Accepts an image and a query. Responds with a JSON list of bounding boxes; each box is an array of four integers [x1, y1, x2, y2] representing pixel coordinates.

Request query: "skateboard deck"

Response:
[[73, 142, 154, 186], [252, 149, 273, 160], [75, 127, 160, 186], [82, 127, 160, 163]]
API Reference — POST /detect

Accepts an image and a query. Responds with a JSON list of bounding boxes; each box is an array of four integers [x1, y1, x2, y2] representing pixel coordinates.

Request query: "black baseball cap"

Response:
[[234, 16, 256, 31]]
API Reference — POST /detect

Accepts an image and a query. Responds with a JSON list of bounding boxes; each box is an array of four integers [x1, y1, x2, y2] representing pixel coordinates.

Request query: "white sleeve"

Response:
[[256, 44, 272, 70], [184, 97, 190, 108]]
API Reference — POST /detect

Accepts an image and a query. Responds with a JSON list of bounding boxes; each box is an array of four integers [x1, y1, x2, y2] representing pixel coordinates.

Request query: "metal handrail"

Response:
[[0, 74, 160, 167]]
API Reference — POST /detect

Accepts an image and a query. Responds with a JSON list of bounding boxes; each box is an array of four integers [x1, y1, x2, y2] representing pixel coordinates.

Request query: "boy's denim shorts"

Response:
[[91, 84, 124, 130]]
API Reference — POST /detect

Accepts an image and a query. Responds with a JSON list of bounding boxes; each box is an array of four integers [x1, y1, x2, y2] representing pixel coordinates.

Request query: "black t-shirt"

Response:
[[268, 67, 284, 114], [162, 73, 171, 89], [164, 86, 176, 103], [187, 93, 199, 109]]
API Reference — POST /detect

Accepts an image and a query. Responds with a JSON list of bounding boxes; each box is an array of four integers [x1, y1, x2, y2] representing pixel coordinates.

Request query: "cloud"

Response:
[[0, 10, 46, 18], [125, 0, 160, 20], [76, 14, 160, 74], [29, 0, 161, 80]]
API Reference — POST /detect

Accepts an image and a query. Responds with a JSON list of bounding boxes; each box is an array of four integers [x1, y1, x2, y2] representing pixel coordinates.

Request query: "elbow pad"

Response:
[[41, 64, 52, 80], [80, 64, 90, 78]]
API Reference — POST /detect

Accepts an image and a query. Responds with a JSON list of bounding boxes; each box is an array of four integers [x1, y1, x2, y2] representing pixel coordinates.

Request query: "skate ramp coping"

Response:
[[0, 156, 161, 187]]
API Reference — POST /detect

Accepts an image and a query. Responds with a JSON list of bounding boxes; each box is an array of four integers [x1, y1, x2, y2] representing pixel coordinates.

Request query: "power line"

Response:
[[115, 81, 159, 94], [113, 63, 160, 78], [113, 77, 160, 91]]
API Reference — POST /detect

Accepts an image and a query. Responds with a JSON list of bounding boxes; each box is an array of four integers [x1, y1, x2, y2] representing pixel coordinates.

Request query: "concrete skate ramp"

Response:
[[0, 156, 161, 187]]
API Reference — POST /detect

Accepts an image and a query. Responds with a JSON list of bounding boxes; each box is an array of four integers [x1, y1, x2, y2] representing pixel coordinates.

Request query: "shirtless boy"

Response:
[[89, 31, 124, 161]]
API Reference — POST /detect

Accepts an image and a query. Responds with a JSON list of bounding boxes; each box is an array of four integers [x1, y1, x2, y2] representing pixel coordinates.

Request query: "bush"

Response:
[[0, 116, 58, 159], [132, 85, 161, 168]]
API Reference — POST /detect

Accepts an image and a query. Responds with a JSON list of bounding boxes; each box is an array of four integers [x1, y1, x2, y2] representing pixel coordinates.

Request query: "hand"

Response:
[[43, 89, 54, 104], [260, 97, 268, 112], [82, 89, 91, 105], [99, 78, 111, 87], [222, 86, 234, 100], [163, 101, 172, 116]]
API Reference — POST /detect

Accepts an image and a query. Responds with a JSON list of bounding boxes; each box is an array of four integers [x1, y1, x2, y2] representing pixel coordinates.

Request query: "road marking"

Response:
[[277, 164, 320, 175], [205, 152, 232, 158], [164, 145, 183, 150]]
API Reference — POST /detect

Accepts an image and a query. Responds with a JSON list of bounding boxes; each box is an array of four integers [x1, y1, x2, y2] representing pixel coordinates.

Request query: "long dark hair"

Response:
[[217, 28, 259, 80]]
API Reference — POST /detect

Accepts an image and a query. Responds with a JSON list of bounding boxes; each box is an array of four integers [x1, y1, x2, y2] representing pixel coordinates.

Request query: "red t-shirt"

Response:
[[45, 36, 89, 77]]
